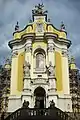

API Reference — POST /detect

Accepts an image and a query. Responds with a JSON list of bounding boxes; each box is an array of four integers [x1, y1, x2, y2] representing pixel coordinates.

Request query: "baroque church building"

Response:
[[8, 3, 72, 113]]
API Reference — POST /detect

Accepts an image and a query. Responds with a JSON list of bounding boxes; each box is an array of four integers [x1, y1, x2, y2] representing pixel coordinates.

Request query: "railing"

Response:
[[5, 107, 75, 120]]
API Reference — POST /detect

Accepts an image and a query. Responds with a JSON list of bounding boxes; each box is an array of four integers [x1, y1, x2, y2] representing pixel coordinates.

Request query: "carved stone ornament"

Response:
[[46, 61, 55, 77], [12, 51, 18, 57], [62, 51, 68, 57], [25, 46, 32, 52], [47, 45, 55, 52], [24, 61, 31, 77], [32, 3, 48, 15]]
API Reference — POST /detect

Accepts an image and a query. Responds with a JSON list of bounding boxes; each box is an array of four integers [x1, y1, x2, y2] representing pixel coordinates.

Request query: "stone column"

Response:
[[62, 50, 70, 94], [23, 39, 32, 91], [47, 38, 56, 92], [46, 36, 57, 108], [22, 37, 33, 108], [47, 38, 55, 66]]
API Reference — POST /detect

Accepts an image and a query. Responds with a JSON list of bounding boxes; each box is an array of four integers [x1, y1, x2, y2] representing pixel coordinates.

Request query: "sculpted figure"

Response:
[[24, 61, 31, 77], [46, 61, 55, 76], [50, 100, 55, 108], [22, 100, 29, 108], [32, 3, 48, 15]]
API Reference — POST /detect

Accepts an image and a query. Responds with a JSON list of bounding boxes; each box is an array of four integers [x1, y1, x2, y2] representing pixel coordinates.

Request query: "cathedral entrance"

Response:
[[34, 87, 46, 108]]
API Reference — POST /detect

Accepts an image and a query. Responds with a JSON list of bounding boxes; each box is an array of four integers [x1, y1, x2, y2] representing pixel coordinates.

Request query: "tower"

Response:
[[8, 3, 72, 112]]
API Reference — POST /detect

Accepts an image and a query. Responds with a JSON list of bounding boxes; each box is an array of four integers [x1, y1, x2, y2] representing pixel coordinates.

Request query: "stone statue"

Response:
[[32, 3, 48, 15], [50, 100, 55, 108], [24, 61, 31, 77], [1, 111, 4, 120], [34, 101, 40, 108], [46, 61, 55, 77], [22, 100, 29, 108]]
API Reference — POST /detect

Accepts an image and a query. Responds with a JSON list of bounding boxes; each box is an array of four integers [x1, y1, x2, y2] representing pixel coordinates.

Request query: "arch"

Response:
[[33, 48, 46, 71], [34, 87, 46, 108], [34, 48, 46, 56], [34, 87, 46, 96]]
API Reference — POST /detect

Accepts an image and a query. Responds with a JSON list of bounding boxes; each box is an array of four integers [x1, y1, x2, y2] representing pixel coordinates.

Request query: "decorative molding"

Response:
[[62, 51, 68, 57], [25, 46, 32, 52], [47, 45, 55, 52], [12, 51, 18, 57], [31, 78, 49, 85]]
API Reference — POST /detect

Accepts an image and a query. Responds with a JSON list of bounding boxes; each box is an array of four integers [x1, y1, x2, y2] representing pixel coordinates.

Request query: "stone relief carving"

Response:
[[47, 45, 55, 52], [24, 61, 31, 77], [32, 3, 48, 15], [46, 61, 55, 77], [25, 46, 32, 52], [62, 51, 68, 57], [12, 51, 18, 57]]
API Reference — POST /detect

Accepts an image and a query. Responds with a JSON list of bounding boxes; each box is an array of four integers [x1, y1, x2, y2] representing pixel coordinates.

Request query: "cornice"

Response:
[[8, 33, 35, 49], [9, 32, 71, 49], [44, 32, 71, 48]]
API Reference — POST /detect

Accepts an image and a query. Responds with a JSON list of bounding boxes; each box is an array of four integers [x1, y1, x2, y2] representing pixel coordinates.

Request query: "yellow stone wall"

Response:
[[17, 52, 25, 92], [55, 51, 63, 93], [10, 56, 18, 95], [10, 51, 25, 95]]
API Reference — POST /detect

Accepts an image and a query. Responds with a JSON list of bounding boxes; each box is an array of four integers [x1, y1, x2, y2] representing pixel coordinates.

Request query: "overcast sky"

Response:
[[0, 0, 80, 67]]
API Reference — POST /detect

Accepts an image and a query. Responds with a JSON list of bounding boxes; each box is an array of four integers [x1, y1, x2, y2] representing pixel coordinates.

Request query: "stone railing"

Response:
[[4, 107, 75, 120]]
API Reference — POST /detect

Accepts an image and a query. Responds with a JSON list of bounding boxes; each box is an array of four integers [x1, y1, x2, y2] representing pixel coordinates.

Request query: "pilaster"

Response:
[[62, 50, 70, 94]]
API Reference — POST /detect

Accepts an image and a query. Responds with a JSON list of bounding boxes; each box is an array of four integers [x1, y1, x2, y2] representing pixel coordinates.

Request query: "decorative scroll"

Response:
[[47, 45, 55, 52], [25, 46, 32, 52], [62, 51, 68, 57], [12, 51, 18, 57]]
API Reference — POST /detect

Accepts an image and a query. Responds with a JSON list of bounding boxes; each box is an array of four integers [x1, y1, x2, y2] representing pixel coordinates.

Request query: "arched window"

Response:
[[36, 53, 44, 69]]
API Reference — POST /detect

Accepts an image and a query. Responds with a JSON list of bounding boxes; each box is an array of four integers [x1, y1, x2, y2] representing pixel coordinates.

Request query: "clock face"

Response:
[[36, 23, 43, 33]]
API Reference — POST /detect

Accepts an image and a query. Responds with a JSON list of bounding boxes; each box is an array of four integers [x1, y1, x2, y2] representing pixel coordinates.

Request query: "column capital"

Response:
[[47, 45, 55, 52], [12, 51, 18, 58], [25, 46, 32, 52], [62, 50, 68, 57]]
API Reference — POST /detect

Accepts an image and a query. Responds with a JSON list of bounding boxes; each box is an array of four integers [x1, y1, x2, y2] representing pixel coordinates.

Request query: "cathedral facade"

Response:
[[8, 4, 72, 112]]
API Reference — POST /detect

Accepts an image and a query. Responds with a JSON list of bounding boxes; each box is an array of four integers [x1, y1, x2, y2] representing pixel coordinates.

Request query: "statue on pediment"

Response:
[[32, 3, 48, 15]]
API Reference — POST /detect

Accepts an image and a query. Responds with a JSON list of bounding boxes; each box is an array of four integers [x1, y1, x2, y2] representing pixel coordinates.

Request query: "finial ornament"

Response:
[[15, 21, 19, 31], [48, 18, 50, 22], [71, 56, 75, 63], [29, 19, 32, 23], [60, 21, 66, 31], [32, 3, 48, 15]]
